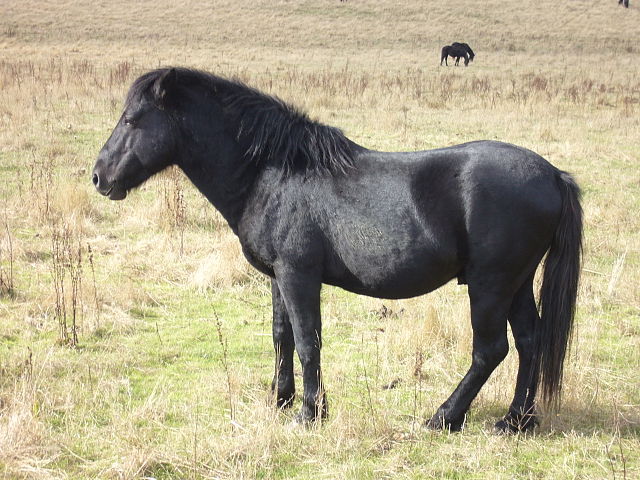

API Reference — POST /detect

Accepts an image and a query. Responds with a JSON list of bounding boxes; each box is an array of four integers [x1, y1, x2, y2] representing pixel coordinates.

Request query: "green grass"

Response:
[[5, 275, 637, 477]]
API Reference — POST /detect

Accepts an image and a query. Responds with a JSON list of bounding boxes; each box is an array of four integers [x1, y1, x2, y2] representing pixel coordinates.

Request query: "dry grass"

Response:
[[0, 0, 639, 478]]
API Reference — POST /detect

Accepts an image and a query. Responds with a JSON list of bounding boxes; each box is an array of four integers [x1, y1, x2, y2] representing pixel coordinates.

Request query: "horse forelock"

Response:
[[126, 67, 354, 176], [125, 70, 160, 107]]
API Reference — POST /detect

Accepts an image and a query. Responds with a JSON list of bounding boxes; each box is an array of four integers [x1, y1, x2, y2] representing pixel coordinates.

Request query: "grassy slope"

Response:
[[0, 0, 639, 478]]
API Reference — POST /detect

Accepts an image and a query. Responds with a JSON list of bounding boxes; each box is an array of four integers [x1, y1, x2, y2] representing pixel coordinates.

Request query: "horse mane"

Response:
[[128, 68, 354, 176]]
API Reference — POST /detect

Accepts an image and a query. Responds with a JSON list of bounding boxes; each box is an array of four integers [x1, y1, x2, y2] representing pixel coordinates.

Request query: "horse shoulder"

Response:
[[237, 171, 325, 273]]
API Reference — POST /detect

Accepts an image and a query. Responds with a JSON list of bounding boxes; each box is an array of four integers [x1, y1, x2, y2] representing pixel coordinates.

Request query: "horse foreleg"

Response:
[[274, 267, 326, 423], [271, 278, 296, 408], [495, 275, 539, 433], [426, 288, 510, 431]]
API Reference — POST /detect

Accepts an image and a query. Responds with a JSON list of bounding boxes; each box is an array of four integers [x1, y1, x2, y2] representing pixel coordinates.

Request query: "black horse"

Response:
[[619, 0, 629, 8], [93, 68, 582, 433], [452, 42, 475, 62], [441, 42, 475, 66]]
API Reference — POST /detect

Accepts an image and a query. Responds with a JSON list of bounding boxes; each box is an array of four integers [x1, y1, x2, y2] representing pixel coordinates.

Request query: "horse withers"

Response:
[[93, 67, 582, 433], [441, 42, 475, 66]]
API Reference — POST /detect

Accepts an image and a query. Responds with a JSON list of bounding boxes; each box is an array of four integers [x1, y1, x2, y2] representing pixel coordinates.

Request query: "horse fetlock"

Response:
[[271, 373, 295, 405]]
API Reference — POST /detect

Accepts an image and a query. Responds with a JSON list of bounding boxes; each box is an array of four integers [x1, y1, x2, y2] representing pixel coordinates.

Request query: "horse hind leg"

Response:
[[495, 274, 540, 433], [426, 284, 511, 431]]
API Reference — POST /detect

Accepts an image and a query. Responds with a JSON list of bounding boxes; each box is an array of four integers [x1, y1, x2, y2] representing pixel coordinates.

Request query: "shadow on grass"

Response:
[[478, 402, 640, 439]]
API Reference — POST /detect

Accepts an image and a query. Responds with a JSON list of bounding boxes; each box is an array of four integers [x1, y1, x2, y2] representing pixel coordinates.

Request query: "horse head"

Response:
[[92, 69, 179, 200]]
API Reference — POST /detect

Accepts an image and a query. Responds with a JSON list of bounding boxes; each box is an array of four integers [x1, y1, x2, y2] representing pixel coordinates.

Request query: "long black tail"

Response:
[[536, 170, 583, 407]]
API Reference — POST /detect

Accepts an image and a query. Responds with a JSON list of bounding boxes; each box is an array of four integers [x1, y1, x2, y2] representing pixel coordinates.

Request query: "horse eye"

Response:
[[123, 117, 134, 126]]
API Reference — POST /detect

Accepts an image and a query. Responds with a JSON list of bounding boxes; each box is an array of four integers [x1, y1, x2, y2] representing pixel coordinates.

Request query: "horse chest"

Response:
[[240, 245, 275, 277]]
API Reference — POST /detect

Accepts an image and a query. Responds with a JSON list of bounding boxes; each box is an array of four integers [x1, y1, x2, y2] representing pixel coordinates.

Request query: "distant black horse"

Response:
[[452, 42, 475, 62], [619, 0, 629, 7], [93, 68, 582, 433], [441, 42, 475, 66]]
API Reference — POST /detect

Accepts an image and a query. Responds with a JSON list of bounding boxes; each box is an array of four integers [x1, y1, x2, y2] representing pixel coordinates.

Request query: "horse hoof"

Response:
[[293, 411, 321, 427], [494, 414, 538, 434], [293, 399, 328, 426], [425, 413, 465, 432], [275, 392, 295, 409]]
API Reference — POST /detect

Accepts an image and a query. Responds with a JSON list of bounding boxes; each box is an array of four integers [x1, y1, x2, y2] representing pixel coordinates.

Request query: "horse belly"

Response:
[[326, 255, 458, 299], [323, 226, 460, 299]]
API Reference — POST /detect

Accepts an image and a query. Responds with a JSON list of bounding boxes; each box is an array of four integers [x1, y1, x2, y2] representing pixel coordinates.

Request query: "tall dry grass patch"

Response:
[[0, 349, 59, 478], [189, 230, 254, 291]]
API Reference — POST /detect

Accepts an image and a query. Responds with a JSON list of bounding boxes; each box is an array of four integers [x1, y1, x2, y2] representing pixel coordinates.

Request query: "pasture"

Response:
[[1, 0, 639, 478]]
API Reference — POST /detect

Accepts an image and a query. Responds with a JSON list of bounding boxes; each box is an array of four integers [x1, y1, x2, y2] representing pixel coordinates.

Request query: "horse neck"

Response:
[[174, 103, 259, 234]]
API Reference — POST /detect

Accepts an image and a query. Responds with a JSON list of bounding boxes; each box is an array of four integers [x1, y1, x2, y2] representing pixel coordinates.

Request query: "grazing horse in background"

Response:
[[452, 42, 475, 62], [93, 67, 582, 433], [619, 0, 629, 7], [441, 42, 475, 66]]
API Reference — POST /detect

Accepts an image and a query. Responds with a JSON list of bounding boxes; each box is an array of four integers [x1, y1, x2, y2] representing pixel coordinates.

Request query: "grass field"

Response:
[[1, 0, 639, 478]]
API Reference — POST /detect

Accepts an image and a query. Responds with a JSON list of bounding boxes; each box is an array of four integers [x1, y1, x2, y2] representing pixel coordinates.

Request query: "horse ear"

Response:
[[153, 68, 177, 107]]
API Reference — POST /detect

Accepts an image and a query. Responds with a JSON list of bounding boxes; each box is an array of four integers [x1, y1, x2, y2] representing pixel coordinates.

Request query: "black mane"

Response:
[[128, 67, 354, 176]]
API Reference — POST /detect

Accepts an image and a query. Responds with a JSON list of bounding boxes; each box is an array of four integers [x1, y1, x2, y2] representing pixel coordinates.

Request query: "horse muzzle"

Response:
[[92, 168, 127, 200]]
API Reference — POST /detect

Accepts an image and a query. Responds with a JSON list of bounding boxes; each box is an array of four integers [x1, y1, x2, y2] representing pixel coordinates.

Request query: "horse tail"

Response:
[[440, 46, 448, 65], [536, 170, 583, 407]]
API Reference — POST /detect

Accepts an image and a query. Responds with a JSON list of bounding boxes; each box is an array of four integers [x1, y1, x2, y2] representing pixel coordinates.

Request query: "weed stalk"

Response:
[[213, 307, 236, 424], [0, 217, 15, 297]]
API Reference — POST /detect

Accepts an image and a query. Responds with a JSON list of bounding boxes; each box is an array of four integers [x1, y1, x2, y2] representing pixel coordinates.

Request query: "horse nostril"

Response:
[[92, 173, 99, 187]]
